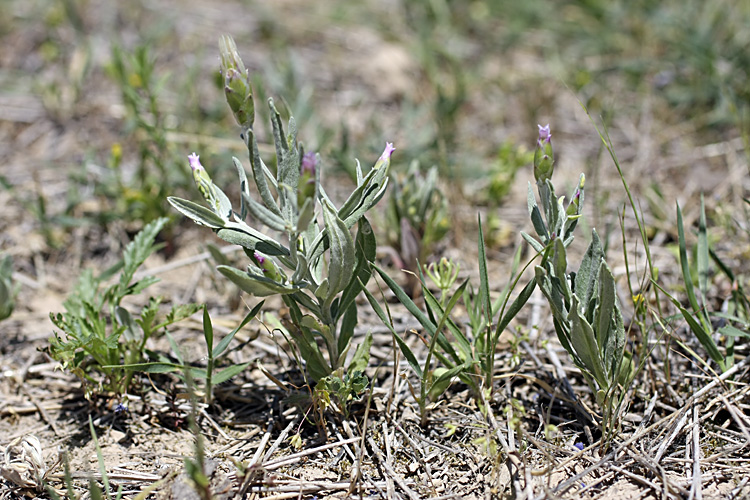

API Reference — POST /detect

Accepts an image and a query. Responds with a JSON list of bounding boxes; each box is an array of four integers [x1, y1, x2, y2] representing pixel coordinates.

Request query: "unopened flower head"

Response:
[[373, 142, 395, 171], [219, 35, 254, 129], [533, 124, 554, 182], [252, 251, 283, 281], [299, 152, 318, 202], [219, 35, 246, 75], [188, 152, 215, 202]]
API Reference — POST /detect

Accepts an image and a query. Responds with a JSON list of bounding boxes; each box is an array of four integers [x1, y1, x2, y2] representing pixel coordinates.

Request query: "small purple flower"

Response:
[[301, 152, 317, 176], [533, 124, 554, 182], [298, 152, 318, 203], [573, 442, 584, 451], [537, 124, 551, 146], [373, 142, 395, 171], [188, 152, 203, 172]]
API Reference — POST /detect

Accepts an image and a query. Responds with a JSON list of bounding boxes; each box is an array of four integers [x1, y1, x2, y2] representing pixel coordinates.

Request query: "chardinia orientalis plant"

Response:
[[525, 124, 632, 439], [168, 35, 392, 383]]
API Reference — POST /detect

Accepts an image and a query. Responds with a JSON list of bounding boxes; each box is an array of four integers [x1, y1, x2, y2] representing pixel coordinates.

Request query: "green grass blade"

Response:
[[697, 194, 709, 305], [477, 215, 493, 332], [654, 282, 725, 371], [360, 282, 422, 378], [677, 203, 711, 332], [213, 300, 264, 357], [203, 305, 213, 355], [213, 362, 252, 384]]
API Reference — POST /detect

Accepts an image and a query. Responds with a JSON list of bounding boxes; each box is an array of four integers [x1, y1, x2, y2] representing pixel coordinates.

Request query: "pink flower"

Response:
[[188, 153, 204, 172]]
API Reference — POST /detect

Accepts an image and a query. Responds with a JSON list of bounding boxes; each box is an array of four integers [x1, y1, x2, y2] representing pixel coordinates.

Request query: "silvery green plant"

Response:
[[168, 36, 392, 382], [385, 161, 450, 272], [526, 125, 629, 437]]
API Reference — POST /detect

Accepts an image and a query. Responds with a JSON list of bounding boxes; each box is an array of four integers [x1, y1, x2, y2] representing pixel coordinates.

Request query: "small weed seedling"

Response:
[[48, 218, 201, 398], [117, 303, 262, 405], [385, 161, 450, 274], [169, 36, 391, 383]]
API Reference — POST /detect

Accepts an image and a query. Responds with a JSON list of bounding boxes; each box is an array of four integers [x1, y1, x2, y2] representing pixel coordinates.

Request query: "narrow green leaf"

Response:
[[568, 295, 608, 389], [677, 203, 701, 314], [164, 330, 184, 365], [494, 279, 536, 343], [115, 362, 182, 373], [213, 300, 264, 357], [213, 362, 252, 384], [348, 331, 373, 374], [527, 182, 548, 240], [216, 222, 288, 256], [521, 231, 546, 254], [203, 306, 213, 354], [576, 230, 604, 311], [718, 324, 750, 338], [655, 281, 725, 370], [217, 265, 298, 297], [360, 283, 422, 378], [477, 216, 493, 332], [242, 192, 287, 231], [338, 218, 377, 317], [697, 194, 710, 305], [247, 128, 281, 215]]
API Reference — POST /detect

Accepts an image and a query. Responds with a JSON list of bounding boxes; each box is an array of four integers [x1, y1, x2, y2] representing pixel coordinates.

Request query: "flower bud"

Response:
[[188, 152, 216, 203], [373, 142, 395, 171], [298, 151, 318, 203], [219, 35, 254, 130], [252, 251, 284, 282], [533, 124, 554, 182], [566, 175, 585, 217]]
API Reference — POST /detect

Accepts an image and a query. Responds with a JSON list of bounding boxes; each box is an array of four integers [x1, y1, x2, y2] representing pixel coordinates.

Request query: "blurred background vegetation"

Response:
[[0, 0, 748, 264]]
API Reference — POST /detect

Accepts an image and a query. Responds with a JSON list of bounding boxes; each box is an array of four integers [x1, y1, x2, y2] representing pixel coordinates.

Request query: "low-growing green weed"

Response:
[[116, 303, 262, 405], [102, 43, 192, 225], [48, 218, 201, 398]]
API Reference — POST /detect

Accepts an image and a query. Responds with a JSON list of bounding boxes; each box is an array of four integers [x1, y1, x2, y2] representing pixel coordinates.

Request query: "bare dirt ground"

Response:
[[1, 1, 749, 499]]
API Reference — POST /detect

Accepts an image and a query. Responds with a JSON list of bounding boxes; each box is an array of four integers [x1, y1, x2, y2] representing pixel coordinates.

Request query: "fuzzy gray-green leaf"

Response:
[[241, 192, 286, 231], [568, 295, 608, 389], [576, 230, 604, 314], [322, 199, 355, 301], [169, 197, 226, 229], [216, 222, 289, 256], [217, 265, 297, 297]]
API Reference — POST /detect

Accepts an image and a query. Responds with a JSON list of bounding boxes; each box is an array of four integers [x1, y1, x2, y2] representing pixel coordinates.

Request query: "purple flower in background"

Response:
[[533, 124, 554, 182], [299, 152, 318, 203], [301, 152, 317, 176]]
